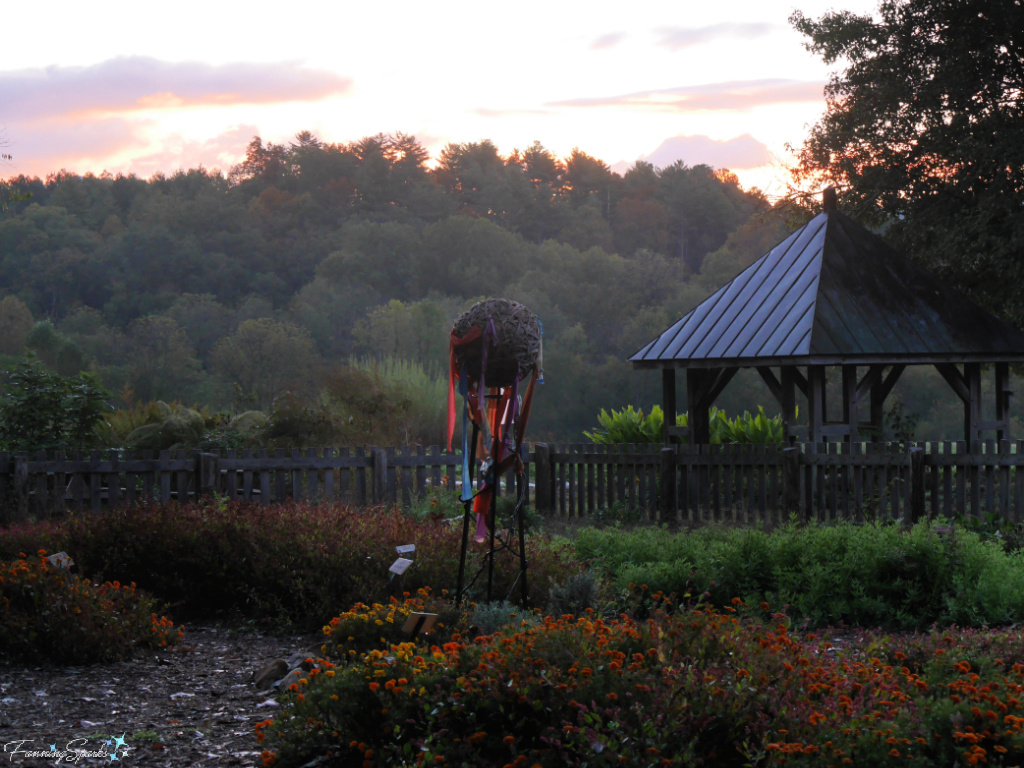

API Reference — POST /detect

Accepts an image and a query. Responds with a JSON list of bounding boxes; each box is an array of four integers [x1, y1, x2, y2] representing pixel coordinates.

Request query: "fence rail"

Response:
[[532, 440, 1024, 525], [1, 441, 1022, 525]]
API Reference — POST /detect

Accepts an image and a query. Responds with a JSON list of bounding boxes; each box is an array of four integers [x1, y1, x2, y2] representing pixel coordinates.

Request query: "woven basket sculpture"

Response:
[[452, 299, 541, 388]]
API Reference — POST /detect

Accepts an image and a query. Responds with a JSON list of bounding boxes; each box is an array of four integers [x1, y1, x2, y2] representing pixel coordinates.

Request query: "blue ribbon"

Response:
[[458, 363, 473, 502]]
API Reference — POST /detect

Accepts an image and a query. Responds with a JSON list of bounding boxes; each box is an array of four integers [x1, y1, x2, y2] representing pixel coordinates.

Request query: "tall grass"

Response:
[[336, 355, 450, 446]]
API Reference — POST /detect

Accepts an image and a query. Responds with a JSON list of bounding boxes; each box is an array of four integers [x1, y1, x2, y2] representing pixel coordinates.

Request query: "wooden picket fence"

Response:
[[531, 440, 1024, 525], [0, 447, 475, 523], [2, 441, 1023, 525]]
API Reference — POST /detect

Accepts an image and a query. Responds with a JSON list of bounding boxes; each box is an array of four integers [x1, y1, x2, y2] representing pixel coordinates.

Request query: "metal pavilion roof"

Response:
[[630, 204, 1024, 369]]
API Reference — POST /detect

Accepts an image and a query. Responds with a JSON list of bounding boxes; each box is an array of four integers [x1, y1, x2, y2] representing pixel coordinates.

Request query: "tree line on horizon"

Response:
[[0, 133, 792, 442]]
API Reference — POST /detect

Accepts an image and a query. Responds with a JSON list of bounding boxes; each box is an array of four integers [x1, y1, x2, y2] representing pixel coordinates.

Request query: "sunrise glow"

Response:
[[2, 0, 879, 193]]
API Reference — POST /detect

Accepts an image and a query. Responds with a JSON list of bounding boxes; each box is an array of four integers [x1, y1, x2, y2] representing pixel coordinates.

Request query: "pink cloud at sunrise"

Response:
[[547, 79, 827, 114], [4, 58, 352, 120]]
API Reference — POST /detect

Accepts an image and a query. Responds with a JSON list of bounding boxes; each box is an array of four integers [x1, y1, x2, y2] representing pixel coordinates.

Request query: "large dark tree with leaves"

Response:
[[791, 0, 1024, 326]]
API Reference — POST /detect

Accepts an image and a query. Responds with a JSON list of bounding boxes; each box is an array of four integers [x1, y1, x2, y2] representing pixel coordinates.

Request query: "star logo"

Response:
[[49, 744, 57, 752], [112, 734, 128, 750]]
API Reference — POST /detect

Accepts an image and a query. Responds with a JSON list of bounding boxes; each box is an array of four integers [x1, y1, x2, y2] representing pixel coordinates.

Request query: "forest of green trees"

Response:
[[0, 133, 800, 443], [0, 124, 1018, 445]]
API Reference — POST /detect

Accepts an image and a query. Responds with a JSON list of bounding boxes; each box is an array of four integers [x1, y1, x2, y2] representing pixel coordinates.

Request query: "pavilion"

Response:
[[630, 189, 1024, 449]]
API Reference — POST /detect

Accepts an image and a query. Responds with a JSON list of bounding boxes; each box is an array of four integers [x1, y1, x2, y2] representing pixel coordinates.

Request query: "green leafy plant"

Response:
[[574, 519, 1024, 630], [584, 404, 666, 444], [0, 354, 110, 452], [585, 404, 788, 445]]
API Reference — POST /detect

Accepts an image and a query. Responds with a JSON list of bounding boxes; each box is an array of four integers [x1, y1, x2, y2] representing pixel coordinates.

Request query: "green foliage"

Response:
[[324, 356, 449, 447], [716, 405, 786, 444], [210, 319, 321, 410], [5, 130, 1013, 443], [584, 404, 786, 445], [584, 404, 666, 443], [574, 520, 1024, 630], [258, 393, 339, 449], [123, 401, 206, 450], [546, 570, 603, 616], [0, 550, 182, 664], [467, 599, 540, 636], [0, 354, 110, 451], [404, 482, 463, 522]]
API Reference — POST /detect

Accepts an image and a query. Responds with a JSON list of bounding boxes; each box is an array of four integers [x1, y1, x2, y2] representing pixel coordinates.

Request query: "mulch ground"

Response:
[[0, 624, 321, 767]]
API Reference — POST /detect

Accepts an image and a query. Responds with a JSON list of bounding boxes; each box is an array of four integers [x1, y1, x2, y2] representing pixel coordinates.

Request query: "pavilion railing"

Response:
[[1, 441, 1022, 525]]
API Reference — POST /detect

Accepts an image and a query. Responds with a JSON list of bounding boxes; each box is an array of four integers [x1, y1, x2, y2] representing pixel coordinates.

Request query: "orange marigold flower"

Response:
[[503, 736, 515, 745]]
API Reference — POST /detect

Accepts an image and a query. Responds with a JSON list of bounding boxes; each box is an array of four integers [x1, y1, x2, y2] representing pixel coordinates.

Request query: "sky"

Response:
[[1, 0, 880, 196]]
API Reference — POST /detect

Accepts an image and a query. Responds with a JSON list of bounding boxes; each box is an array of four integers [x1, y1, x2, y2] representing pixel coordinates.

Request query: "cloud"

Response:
[[4, 117, 141, 169], [548, 79, 824, 113], [124, 125, 260, 177], [0, 57, 353, 121], [590, 32, 627, 50], [470, 107, 551, 118], [656, 23, 773, 51], [0, 113, 260, 180], [639, 134, 772, 171]]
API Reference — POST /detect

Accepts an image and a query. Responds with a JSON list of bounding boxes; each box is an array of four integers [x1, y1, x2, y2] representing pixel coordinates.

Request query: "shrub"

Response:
[[0, 550, 181, 664], [0, 500, 577, 630], [0, 354, 110, 451], [575, 520, 1024, 630]]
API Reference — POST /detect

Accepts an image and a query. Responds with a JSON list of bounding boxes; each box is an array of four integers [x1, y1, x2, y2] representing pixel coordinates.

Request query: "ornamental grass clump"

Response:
[[0, 550, 182, 665]]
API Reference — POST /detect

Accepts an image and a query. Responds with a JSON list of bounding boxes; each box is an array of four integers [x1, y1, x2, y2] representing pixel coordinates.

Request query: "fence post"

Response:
[[533, 443, 553, 514], [372, 448, 388, 504], [196, 452, 220, 498], [782, 446, 803, 523], [909, 446, 925, 523], [13, 453, 28, 522], [659, 446, 678, 520]]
